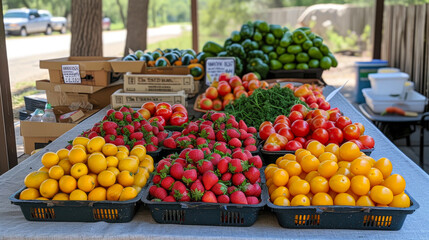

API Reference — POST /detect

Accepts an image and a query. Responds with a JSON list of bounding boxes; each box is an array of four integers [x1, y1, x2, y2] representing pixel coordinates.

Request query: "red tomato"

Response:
[[316, 97, 325, 105], [259, 121, 273, 132], [242, 72, 259, 82], [274, 118, 290, 126], [263, 142, 281, 151], [291, 120, 310, 137], [229, 76, 242, 89], [325, 121, 336, 129], [309, 103, 319, 109], [274, 123, 289, 132], [137, 108, 151, 120], [212, 99, 223, 111], [205, 87, 219, 100], [290, 104, 309, 117], [222, 99, 232, 109], [310, 115, 328, 131], [199, 97, 213, 111], [348, 139, 364, 150], [142, 102, 156, 115], [155, 108, 172, 121], [278, 127, 294, 141], [156, 102, 171, 111], [149, 116, 166, 126], [172, 104, 187, 114], [294, 85, 312, 98], [311, 128, 329, 145], [359, 135, 374, 149], [288, 111, 304, 123], [275, 115, 290, 125], [335, 116, 352, 130], [169, 112, 188, 126], [284, 140, 303, 151], [259, 124, 276, 140], [319, 101, 331, 110], [329, 111, 342, 122], [327, 127, 344, 145], [233, 86, 245, 95], [354, 122, 365, 135], [343, 124, 361, 140], [306, 95, 317, 105], [294, 137, 306, 145], [218, 73, 231, 82], [217, 82, 232, 96], [242, 81, 249, 91]]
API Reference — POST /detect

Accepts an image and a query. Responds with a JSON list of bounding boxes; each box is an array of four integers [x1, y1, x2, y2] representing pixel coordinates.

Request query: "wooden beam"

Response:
[[373, 0, 384, 59], [191, 0, 199, 52], [0, 0, 18, 174]]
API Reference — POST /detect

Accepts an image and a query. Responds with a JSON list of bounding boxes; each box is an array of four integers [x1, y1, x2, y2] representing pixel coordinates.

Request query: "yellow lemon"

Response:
[[118, 157, 139, 173], [39, 179, 59, 198], [87, 153, 107, 174], [88, 187, 107, 201], [59, 175, 77, 193], [58, 159, 72, 175], [24, 171, 49, 189], [69, 189, 87, 201], [139, 159, 154, 172], [106, 156, 119, 168], [107, 184, 124, 201], [115, 151, 128, 161], [119, 187, 138, 201], [70, 163, 88, 179], [130, 146, 146, 161], [56, 148, 70, 160], [133, 171, 147, 188], [86, 136, 105, 153], [38, 166, 50, 172], [97, 170, 116, 187], [72, 137, 90, 146], [117, 145, 129, 155], [48, 165, 65, 180], [107, 167, 120, 177], [19, 188, 40, 200], [68, 148, 87, 164], [117, 170, 135, 187], [52, 193, 69, 201], [102, 143, 118, 156], [77, 175, 96, 192], [41, 152, 59, 168]]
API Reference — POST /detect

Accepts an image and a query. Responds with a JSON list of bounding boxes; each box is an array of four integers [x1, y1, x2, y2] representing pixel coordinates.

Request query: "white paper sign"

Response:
[[205, 57, 235, 86], [62, 64, 81, 84]]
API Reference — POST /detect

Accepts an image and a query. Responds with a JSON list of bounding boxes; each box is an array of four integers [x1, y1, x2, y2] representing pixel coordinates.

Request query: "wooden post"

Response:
[[191, 0, 199, 52], [373, 0, 384, 59], [0, 0, 18, 174]]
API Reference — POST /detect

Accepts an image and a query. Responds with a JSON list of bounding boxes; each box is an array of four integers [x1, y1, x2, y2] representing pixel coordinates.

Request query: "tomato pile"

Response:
[[260, 104, 375, 151], [136, 102, 189, 127], [266, 141, 410, 208], [286, 83, 330, 110]]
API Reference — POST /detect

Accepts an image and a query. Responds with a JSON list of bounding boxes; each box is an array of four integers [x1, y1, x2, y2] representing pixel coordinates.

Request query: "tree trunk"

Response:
[[70, 0, 103, 56], [124, 0, 149, 55], [116, 0, 127, 28]]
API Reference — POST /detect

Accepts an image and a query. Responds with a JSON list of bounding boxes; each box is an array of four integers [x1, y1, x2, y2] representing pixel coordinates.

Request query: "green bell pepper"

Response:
[[246, 58, 269, 79], [231, 30, 241, 42], [253, 31, 263, 41], [276, 46, 286, 55], [279, 31, 293, 48], [270, 59, 282, 70], [328, 52, 338, 67], [296, 63, 309, 70], [226, 43, 246, 59], [278, 53, 295, 64], [268, 52, 278, 60], [283, 63, 296, 70], [308, 47, 323, 59], [296, 52, 310, 63], [320, 56, 332, 69], [254, 20, 269, 33], [308, 59, 320, 68], [240, 21, 254, 39], [302, 40, 313, 51], [203, 41, 224, 55], [265, 33, 276, 45], [261, 45, 275, 54], [292, 29, 308, 44], [270, 24, 284, 38], [287, 45, 302, 54]]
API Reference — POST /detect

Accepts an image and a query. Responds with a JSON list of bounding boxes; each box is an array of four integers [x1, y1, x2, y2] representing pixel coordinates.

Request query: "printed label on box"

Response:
[[62, 64, 81, 84], [205, 57, 235, 86]]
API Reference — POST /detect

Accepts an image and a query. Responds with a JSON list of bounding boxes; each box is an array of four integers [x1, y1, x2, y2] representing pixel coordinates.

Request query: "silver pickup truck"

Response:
[[4, 9, 67, 36]]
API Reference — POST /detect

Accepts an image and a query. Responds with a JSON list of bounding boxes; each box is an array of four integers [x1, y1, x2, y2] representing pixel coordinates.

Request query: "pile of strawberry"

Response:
[[148, 148, 263, 204], [75, 106, 168, 151], [162, 111, 258, 153]]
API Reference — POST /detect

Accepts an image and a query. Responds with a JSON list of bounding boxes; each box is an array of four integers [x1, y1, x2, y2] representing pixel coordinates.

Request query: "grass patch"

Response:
[[110, 22, 125, 31]]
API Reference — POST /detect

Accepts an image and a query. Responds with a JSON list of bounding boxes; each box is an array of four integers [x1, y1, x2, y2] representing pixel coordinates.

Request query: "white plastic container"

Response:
[[377, 67, 400, 73], [362, 88, 427, 113], [368, 72, 409, 95]]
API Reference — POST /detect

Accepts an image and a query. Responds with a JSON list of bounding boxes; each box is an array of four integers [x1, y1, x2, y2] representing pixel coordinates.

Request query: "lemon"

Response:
[[72, 137, 90, 146], [56, 148, 70, 160], [86, 136, 105, 153], [41, 152, 59, 168], [39, 179, 59, 198], [24, 171, 49, 189], [87, 153, 107, 174], [19, 188, 40, 200], [102, 143, 118, 156], [48, 165, 65, 180], [68, 148, 87, 164]]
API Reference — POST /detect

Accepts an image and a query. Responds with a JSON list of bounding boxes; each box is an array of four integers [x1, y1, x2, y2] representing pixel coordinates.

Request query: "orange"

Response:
[[370, 185, 394, 205], [107, 167, 120, 177], [118, 157, 139, 174], [58, 159, 72, 175], [306, 141, 325, 157], [24, 171, 49, 189], [338, 161, 351, 169], [59, 175, 77, 193], [130, 146, 146, 161], [304, 171, 320, 182], [68, 148, 88, 164], [19, 188, 40, 200], [289, 179, 310, 196], [277, 159, 291, 170], [334, 193, 356, 206], [329, 175, 350, 193], [339, 142, 361, 162], [284, 161, 302, 177], [102, 143, 118, 156], [56, 148, 70, 160], [119, 187, 138, 201], [350, 175, 370, 196], [107, 184, 124, 201], [296, 150, 311, 163], [272, 169, 289, 187], [70, 163, 88, 179], [41, 152, 59, 168], [97, 170, 116, 187], [374, 158, 392, 179], [287, 176, 301, 188], [301, 155, 320, 173], [88, 187, 107, 201], [77, 175, 96, 192], [52, 193, 69, 201], [265, 167, 279, 180], [312, 192, 333, 205], [318, 152, 338, 162], [290, 194, 310, 206], [87, 153, 107, 174], [72, 136, 90, 146], [350, 158, 371, 176], [86, 136, 105, 153], [389, 192, 411, 208], [366, 168, 384, 187], [117, 145, 130, 155], [48, 165, 64, 180], [116, 151, 128, 161], [283, 153, 296, 161], [69, 189, 87, 201], [382, 174, 406, 195], [268, 184, 278, 195], [356, 195, 375, 206], [336, 167, 353, 178], [117, 170, 135, 187], [106, 156, 119, 168], [310, 176, 329, 194], [39, 179, 59, 198], [270, 186, 290, 202], [324, 143, 340, 159], [318, 160, 338, 178], [273, 196, 290, 206]]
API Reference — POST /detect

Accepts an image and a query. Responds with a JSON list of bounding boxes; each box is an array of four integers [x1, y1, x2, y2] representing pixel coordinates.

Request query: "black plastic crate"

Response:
[[147, 147, 162, 160], [24, 95, 47, 112], [19, 109, 32, 120], [10, 186, 145, 222], [267, 191, 419, 230], [142, 183, 268, 226], [267, 68, 324, 80]]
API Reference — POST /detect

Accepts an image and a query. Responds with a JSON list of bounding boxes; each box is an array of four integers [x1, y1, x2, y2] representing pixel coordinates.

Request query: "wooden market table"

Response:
[[0, 86, 428, 239]]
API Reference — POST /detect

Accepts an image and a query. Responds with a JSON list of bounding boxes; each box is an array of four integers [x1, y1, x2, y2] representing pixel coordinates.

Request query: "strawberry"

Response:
[[238, 120, 248, 132], [102, 121, 118, 130], [130, 132, 143, 141], [232, 173, 246, 186], [171, 131, 182, 140], [152, 126, 160, 135], [171, 180, 187, 195], [119, 106, 131, 113], [188, 134, 197, 140], [202, 191, 217, 203], [241, 133, 253, 140], [247, 127, 257, 134], [163, 137, 177, 149], [187, 122, 199, 134], [112, 138, 125, 146], [163, 196, 176, 202], [227, 186, 238, 195], [248, 156, 263, 169], [252, 183, 262, 197], [154, 187, 168, 200], [149, 136, 159, 146], [245, 145, 257, 152], [210, 153, 221, 166], [156, 132, 168, 142], [66, 144, 73, 150], [210, 112, 225, 122], [217, 159, 229, 174], [146, 144, 158, 152], [226, 129, 240, 139], [229, 158, 246, 173], [187, 149, 204, 163], [134, 140, 146, 147], [133, 121, 141, 130], [177, 136, 192, 149], [133, 112, 142, 120], [196, 137, 208, 148], [239, 129, 248, 140], [122, 125, 135, 135], [217, 194, 230, 203], [125, 114, 132, 123], [113, 111, 124, 121], [149, 185, 158, 196], [228, 138, 242, 148], [160, 176, 175, 190], [197, 160, 214, 175], [104, 127, 117, 136], [230, 190, 248, 204], [152, 175, 161, 184], [104, 134, 115, 143], [156, 160, 171, 174], [221, 172, 232, 182], [232, 151, 248, 161], [244, 166, 260, 184], [216, 131, 226, 142], [142, 123, 153, 133], [182, 169, 197, 185], [190, 180, 204, 201], [179, 148, 192, 159], [214, 142, 228, 153], [246, 196, 259, 205], [170, 163, 184, 180], [211, 182, 227, 196], [243, 137, 256, 146], [226, 118, 239, 128], [102, 116, 108, 121], [106, 109, 115, 116], [218, 123, 226, 130], [202, 171, 218, 190], [176, 191, 191, 202], [241, 183, 255, 196], [174, 158, 187, 167]]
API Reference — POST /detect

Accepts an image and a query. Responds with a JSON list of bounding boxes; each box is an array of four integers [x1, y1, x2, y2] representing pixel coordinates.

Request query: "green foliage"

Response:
[[148, 0, 190, 27], [324, 24, 372, 53]]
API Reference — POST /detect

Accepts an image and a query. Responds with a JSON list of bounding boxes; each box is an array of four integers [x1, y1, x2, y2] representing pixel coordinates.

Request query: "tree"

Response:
[[116, 0, 127, 27], [124, 0, 149, 55], [70, 0, 103, 56]]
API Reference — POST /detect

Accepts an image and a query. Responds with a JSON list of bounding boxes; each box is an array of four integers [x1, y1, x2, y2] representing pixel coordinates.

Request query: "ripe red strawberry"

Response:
[[196, 137, 208, 148], [174, 158, 187, 167], [202, 191, 217, 203], [122, 125, 135, 135], [217, 194, 230, 203], [156, 160, 171, 174], [133, 121, 141, 130], [176, 191, 191, 202], [252, 183, 262, 197], [214, 142, 228, 153], [113, 111, 124, 121], [232, 173, 246, 186], [149, 185, 158, 196], [187, 149, 204, 163], [216, 131, 226, 142], [149, 136, 159, 146], [202, 171, 218, 190], [226, 129, 240, 139], [171, 181, 187, 200], [238, 120, 248, 132], [201, 127, 215, 140], [142, 123, 153, 133], [171, 131, 182, 139], [133, 112, 141, 120], [229, 158, 245, 173], [243, 137, 256, 146], [246, 196, 259, 205], [190, 180, 204, 201], [66, 144, 73, 150], [244, 166, 260, 184], [232, 151, 248, 161], [217, 159, 229, 174], [163, 196, 176, 202], [104, 127, 117, 136], [210, 153, 221, 166], [106, 109, 115, 116], [201, 147, 211, 155], [102, 121, 118, 130], [226, 118, 239, 129], [104, 134, 115, 143], [179, 148, 192, 159], [230, 190, 248, 204], [146, 144, 158, 152], [211, 182, 227, 196], [156, 132, 168, 142], [125, 114, 132, 123], [154, 187, 168, 200], [170, 163, 184, 180], [247, 127, 257, 134], [119, 106, 131, 113], [241, 183, 255, 196], [238, 129, 248, 140], [182, 169, 197, 185], [221, 172, 232, 182], [211, 112, 225, 122], [227, 186, 238, 195], [248, 156, 263, 169], [152, 175, 161, 184], [130, 132, 143, 141], [112, 138, 125, 146], [160, 176, 175, 190], [134, 140, 146, 147], [245, 145, 257, 152], [163, 137, 177, 149], [187, 122, 199, 134], [177, 136, 192, 149], [228, 138, 242, 148]]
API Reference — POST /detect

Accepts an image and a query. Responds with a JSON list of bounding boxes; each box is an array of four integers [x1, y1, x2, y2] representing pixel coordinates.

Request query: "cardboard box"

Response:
[[23, 137, 58, 155], [40, 57, 116, 86], [110, 58, 146, 73], [111, 89, 187, 108], [36, 79, 106, 94], [123, 73, 195, 94]]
